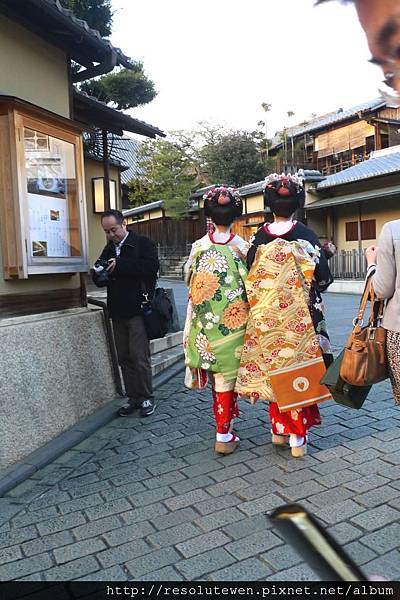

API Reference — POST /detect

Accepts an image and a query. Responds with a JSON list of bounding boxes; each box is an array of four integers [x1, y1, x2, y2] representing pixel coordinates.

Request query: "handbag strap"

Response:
[[354, 277, 371, 326], [354, 277, 385, 329], [368, 282, 385, 327]]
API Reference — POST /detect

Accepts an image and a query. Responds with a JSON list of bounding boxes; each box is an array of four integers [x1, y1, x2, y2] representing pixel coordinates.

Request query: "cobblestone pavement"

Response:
[[0, 293, 399, 582]]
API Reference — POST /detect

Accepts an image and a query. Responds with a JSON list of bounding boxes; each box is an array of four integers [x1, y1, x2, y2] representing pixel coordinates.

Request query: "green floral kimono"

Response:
[[184, 244, 249, 390]]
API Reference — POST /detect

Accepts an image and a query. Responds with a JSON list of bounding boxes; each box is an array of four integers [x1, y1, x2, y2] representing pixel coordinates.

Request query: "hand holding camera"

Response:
[[92, 258, 113, 287]]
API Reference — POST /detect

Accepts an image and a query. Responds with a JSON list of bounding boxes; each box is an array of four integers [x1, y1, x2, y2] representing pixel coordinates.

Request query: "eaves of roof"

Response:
[[270, 97, 386, 150], [84, 152, 128, 171], [239, 181, 264, 196], [307, 184, 400, 210], [0, 0, 132, 69], [73, 90, 165, 139], [123, 200, 164, 217], [108, 136, 143, 184], [191, 171, 324, 200]]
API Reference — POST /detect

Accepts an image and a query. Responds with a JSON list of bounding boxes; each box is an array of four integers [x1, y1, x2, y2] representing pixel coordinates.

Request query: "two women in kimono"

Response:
[[184, 175, 333, 457]]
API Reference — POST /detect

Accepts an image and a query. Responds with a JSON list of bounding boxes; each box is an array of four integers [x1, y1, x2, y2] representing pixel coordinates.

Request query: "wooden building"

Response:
[[269, 98, 400, 177]]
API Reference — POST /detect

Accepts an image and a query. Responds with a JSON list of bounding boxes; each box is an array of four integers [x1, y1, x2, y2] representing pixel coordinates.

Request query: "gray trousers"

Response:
[[112, 316, 153, 404]]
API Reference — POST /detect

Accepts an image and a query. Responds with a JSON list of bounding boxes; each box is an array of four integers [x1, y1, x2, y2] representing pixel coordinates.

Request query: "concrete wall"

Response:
[[0, 308, 117, 468], [335, 197, 400, 251], [84, 159, 122, 267], [0, 16, 70, 118], [246, 195, 264, 214]]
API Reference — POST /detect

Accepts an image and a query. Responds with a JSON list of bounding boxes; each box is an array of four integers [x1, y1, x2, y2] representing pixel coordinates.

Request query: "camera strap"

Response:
[[140, 281, 152, 309]]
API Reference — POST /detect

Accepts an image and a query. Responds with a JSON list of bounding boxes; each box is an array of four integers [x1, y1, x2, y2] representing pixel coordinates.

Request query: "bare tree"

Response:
[[287, 110, 295, 166]]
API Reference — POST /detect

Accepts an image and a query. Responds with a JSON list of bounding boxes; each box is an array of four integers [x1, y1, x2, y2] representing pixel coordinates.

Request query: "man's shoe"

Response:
[[140, 398, 156, 417], [118, 404, 136, 417]]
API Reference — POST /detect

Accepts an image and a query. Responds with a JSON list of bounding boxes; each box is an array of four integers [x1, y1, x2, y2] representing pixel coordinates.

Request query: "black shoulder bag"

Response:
[[140, 282, 173, 340]]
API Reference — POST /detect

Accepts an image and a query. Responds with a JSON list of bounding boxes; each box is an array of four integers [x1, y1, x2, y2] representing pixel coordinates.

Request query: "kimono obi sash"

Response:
[[235, 238, 332, 410]]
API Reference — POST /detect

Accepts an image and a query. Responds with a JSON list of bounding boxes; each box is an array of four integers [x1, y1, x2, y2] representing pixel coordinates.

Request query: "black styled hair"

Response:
[[101, 209, 124, 224], [264, 179, 305, 218], [203, 189, 243, 226]]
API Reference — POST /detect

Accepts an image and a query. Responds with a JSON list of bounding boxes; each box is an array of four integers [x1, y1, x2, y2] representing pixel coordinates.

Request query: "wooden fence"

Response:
[[331, 249, 367, 280], [127, 216, 206, 247]]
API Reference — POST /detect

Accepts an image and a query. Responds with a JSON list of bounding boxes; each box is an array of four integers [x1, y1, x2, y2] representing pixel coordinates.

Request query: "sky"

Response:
[[110, 0, 384, 138]]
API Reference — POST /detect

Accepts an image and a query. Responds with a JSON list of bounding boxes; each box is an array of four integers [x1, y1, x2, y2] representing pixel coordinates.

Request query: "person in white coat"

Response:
[[366, 219, 400, 405]]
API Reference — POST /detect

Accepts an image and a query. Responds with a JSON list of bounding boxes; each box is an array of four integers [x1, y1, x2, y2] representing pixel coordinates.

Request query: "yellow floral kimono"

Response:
[[235, 238, 332, 411]]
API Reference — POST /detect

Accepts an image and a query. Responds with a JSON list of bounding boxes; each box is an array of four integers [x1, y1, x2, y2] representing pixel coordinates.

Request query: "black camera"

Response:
[[92, 258, 111, 287]]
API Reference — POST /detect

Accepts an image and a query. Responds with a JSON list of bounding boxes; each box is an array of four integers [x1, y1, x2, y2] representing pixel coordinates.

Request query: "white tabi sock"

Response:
[[216, 432, 240, 443], [289, 434, 306, 448]]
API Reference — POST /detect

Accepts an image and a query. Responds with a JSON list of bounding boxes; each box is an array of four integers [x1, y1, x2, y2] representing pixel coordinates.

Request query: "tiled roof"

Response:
[[123, 201, 164, 217], [239, 181, 264, 196], [317, 151, 400, 189], [238, 170, 325, 196], [191, 171, 324, 199], [270, 97, 386, 150], [74, 90, 165, 138], [109, 136, 143, 184], [42, 0, 132, 67]]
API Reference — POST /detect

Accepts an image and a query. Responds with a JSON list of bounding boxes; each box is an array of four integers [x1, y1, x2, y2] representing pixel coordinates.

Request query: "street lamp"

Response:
[[92, 177, 117, 213]]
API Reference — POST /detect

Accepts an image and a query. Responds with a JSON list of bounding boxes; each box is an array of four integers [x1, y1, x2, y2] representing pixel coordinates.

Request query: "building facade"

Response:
[[269, 98, 400, 177], [0, 0, 163, 468]]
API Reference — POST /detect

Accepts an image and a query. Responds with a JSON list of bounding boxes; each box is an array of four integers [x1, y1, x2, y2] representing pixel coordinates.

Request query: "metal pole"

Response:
[[357, 202, 363, 276], [87, 296, 124, 397]]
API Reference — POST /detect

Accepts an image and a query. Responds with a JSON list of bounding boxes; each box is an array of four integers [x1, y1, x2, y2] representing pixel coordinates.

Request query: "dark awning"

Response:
[[306, 184, 400, 210], [73, 91, 165, 139]]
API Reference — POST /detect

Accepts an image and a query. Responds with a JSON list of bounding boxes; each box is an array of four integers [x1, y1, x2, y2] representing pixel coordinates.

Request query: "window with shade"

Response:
[[361, 219, 376, 240], [345, 220, 376, 242]]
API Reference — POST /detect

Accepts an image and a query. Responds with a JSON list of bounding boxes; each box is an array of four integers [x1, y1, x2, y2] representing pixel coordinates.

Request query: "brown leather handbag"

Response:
[[340, 278, 388, 387]]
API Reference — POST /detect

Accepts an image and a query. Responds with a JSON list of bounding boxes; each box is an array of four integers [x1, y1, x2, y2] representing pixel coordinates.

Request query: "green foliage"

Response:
[[126, 123, 275, 217], [80, 65, 157, 109], [63, 0, 156, 110], [60, 0, 113, 37], [202, 131, 265, 187], [128, 134, 198, 219], [127, 179, 149, 208]]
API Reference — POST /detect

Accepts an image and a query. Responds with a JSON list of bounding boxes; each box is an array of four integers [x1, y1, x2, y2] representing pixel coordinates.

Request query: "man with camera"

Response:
[[93, 209, 159, 417]]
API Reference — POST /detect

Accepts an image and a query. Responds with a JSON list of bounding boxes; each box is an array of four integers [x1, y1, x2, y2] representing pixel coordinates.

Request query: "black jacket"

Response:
[[97, 231, 159, 320]]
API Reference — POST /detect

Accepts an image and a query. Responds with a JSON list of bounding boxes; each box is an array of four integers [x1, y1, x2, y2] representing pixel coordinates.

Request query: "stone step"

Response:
[[150, 331, 183, 355], [160, 274, 184, 281], [161, 257, 188, 265], [151, 344, 184, 377], [162, 273, 184, 280]]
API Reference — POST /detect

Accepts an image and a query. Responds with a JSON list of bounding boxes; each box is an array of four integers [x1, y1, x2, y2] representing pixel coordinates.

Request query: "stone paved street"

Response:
[[0, 292, 399, 582]]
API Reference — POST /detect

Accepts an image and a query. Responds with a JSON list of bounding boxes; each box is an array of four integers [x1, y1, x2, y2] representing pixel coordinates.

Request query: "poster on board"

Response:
[[28, 193, 70, 258], [26, 156, 66, 198]]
